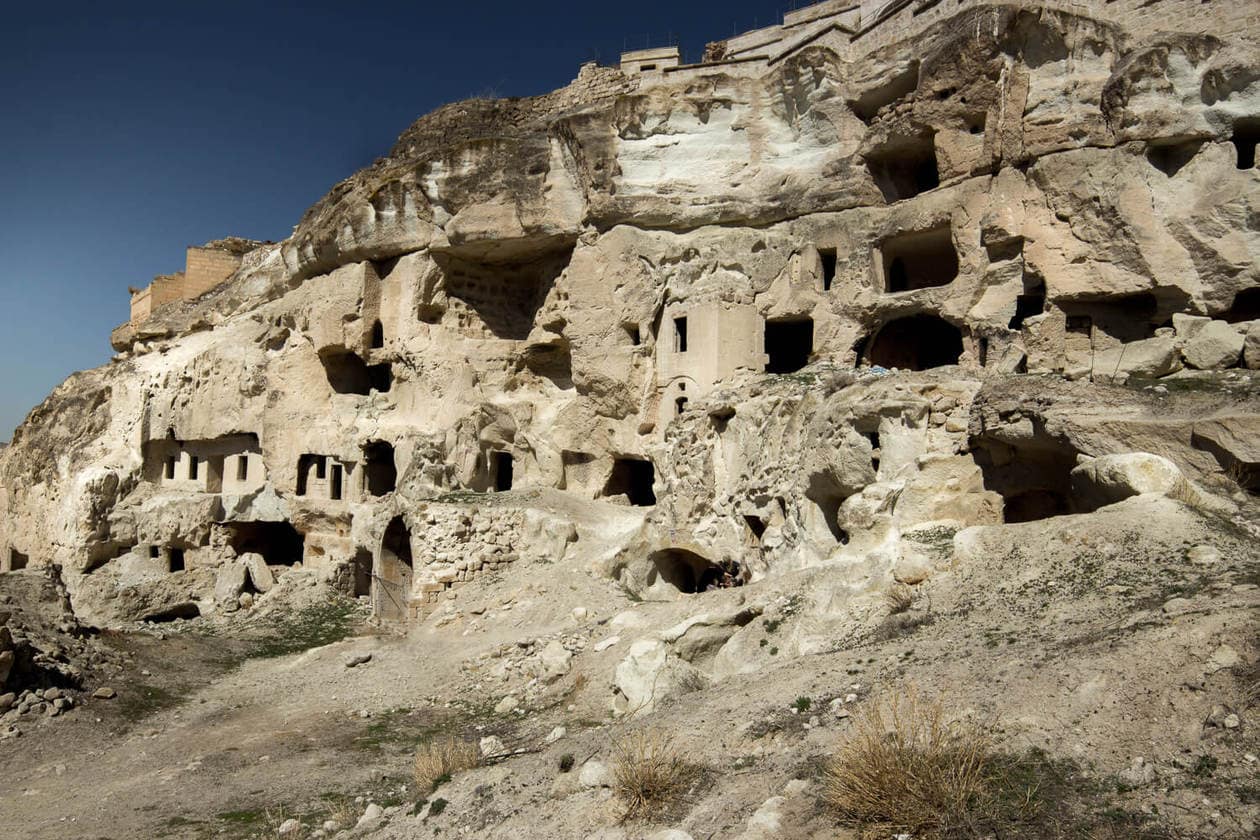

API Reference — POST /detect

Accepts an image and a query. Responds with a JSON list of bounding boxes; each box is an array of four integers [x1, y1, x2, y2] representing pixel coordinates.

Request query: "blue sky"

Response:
[[0, 0, 800, 439]]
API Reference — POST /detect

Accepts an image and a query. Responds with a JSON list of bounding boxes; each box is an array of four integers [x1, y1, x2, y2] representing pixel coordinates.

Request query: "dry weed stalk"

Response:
[[823, 689, 993, 838], [413, 736, 479, 791], [612, 731, 695, 821], [886, 583, 915, 614]]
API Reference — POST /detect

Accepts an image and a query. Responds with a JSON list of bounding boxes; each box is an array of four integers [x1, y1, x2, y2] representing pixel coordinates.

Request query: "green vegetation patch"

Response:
[[247, 596, 365, 658]]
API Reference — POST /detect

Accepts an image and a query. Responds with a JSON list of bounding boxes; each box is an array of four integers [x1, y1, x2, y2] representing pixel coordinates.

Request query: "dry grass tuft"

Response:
[[885, 583, 915, 614], [612, 731, 697, 821], [1167, 475, 1206, 508], [413, 736, 479, 792], [823, 689, 993, 838]]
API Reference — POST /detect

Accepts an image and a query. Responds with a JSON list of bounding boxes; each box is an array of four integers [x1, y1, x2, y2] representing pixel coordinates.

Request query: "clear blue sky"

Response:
[[0, 0, 797, 440]]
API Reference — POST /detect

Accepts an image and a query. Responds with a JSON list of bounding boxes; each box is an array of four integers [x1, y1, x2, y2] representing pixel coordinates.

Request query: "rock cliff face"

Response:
[[1, 1, 1257, 628], [2, 3, 1260, 837]]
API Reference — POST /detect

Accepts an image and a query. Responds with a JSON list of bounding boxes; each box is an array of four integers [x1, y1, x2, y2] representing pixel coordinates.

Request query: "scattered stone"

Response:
[[92, 687, 117, 700], [480, 735, 507, 757], [1118, 757, 1156, 788], [344, 653, 373, 669], [1188, 545, 1221, 565], [494, 695, 519, 715], [276, 818, 301, 836], [241, 552, 275, 593], [356, 803, 384, 827], [545, 725, 567, 744], [578, 760, 612, 788]]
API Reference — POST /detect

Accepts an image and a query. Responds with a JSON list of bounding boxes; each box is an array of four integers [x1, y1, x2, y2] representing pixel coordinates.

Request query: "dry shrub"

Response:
[[823, 689, 993, 838], [612, 731, 696, 821], [886, 583, 915, 614], [413, 736, 478, 791]]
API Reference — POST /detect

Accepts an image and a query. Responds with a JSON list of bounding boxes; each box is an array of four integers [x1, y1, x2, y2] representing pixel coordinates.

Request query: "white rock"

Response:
[[579, 759, 612, 788], [593, 635, 621, 652], [1188, 545, 1221, 565], [241, 552, 275, 592], [356, 803, 383, 827], [276, 818, 301, 836], [494, 695, 519, 714], [538, 640, 572, 682], [544, 725, 567, 744], [480, 735, 507, 757], [1070, 452, 1183, 508]]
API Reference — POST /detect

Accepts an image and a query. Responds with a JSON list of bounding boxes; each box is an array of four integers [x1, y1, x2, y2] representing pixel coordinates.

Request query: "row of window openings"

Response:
[[164, 455, 251, 482]]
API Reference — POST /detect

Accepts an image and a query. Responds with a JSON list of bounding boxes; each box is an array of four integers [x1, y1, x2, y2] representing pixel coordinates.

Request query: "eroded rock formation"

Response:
[[1, 0, 1257, 635]]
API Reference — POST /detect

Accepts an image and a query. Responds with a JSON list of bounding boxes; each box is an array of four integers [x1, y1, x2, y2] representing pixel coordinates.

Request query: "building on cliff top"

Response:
[[128, 237, 264, 325]]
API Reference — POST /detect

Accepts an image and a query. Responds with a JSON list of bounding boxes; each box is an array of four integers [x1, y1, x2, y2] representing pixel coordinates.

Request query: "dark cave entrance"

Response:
[[866, 315, 963, 371], [223, 521, 305, 567], [363, 440, 397, 496], [765, 318, 813, 374], [603, 458, 656, 506]]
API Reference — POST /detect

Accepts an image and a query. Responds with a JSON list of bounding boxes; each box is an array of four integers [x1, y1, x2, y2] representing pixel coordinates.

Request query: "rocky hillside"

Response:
[[0, 1, 1258, 838]]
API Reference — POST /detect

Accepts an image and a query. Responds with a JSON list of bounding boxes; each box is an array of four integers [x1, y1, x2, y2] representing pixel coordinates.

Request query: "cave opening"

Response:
[[972, 434, 1080, 523], [223, 521, 305, 567], [492, 451, 514, 492], [369, 320, 384, 349], [866, 314, 963, 370], [9, 549, 28, 571], [1232, 118, 1260, 170], [880, 226, 959, 293], [168, 548, 185, 573], [319, 349, 373, 395], [1224, 288, 1260, 323], [865, 136, 940, 202], [604, 458, 656, 506], [364, 440, 397, 496], [765, 318, 814, 374], [819, 248, 837, 292], [646, 548, 733, 595], [1145, 138, 1203, 177]]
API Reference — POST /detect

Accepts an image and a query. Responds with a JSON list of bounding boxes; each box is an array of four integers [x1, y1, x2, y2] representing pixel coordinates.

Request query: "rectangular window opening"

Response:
[[674, 316, 688, 353], [330, 464, 343, 500], [236, 456, 249, 482], [164, 456, 177, 480], [316, 458, 327, 480], [169, 548, 185, 573], [188, 457, 199, 481], [820, 248, 837, 292]]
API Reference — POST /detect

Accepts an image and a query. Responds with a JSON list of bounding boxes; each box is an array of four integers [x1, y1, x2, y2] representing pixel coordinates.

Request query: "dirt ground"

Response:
[[1, 494, 1258, 840]]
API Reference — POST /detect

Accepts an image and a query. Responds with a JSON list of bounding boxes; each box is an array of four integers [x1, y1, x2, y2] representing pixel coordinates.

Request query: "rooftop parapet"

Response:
[[620, 46, 681, 75]]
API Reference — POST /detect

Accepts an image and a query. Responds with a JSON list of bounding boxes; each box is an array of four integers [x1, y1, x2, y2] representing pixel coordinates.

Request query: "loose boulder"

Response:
[[1182, 321, 1243, 370], [1070, 453, 1183, 510]]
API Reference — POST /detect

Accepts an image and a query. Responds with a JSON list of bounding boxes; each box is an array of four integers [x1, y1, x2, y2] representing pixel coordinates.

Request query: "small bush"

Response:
[[559, 753, 575, 773], [822, 689, 992, 837], [413, 737, 478, 792], [886, 583, 915, 614], [793, 696, 812, 713], [612, 731, 696, 821], [428, 798, 448, 816]]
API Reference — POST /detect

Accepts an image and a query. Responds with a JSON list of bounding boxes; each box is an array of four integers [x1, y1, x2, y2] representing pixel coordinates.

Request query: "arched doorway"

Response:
[[375, 516, 413, 621]]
